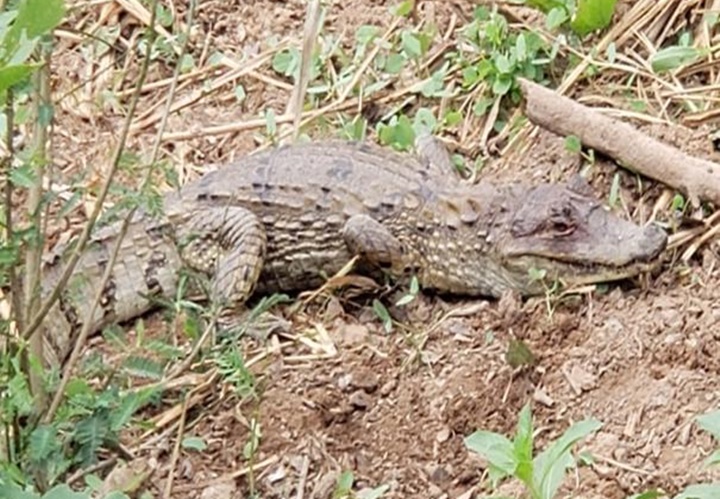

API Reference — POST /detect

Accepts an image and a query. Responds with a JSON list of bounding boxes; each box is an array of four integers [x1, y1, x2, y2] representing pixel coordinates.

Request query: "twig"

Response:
[[162, 395, 189, 499], [25, 40, 54, 409], [519, 78, 720, 208], [295, 455, 310, 499], [171, 456, 280, 493], [289, 0, 322, 140]]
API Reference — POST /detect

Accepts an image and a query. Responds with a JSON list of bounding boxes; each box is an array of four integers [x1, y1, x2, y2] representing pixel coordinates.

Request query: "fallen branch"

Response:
[[518, 77, 720, 207]]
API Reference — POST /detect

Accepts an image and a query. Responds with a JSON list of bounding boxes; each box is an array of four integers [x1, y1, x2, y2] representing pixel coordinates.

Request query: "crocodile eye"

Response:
[[548, 206, 575, 235], [551, 220, 573, 234]]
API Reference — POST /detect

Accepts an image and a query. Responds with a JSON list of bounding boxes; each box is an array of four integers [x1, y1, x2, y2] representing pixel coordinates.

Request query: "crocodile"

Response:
[[39, 139, 668, 367]]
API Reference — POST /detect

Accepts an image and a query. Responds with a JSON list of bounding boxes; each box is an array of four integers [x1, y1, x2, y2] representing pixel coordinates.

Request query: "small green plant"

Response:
[[332, 470, 390, 499], [460, 6, 549, 101], [464, 402, 602, 499]]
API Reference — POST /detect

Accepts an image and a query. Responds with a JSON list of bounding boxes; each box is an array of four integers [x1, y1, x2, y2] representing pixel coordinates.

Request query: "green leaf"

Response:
[[418, 69, 448, 98], [10, 163, 38, 188], [525, 0, 567, 14], [444, 110, 462, 127], [401, 31, 423, 58], [674, 484, 720, 499], [651, 46, 702, 73], [0, 485, 39, 499], [0, 244, 19, 265], [492, 74, 513, 96], [377, 114, 415, 150], [384, 53, 406, 74], [42, 484, 89, 499], [513, 403, 535, 485], [395, 294, 414, 306], [74, 414, 110, 464], [670, 194, 685, 212], [546, 7, 569, 30], [0, 64, 36, 95], [28, 424, 59, 462], [121, 355, 164, 380], [264, 108, 277, 137], [111, 389, 155, 431], [182, 436, 207, 452], [356, 25, 379, 46], [571, 0, 617, 36], [372, 299, 393, 334], [533, 419, 602, 499], [334, 470, 354, 498], [515, 34, 527, 61], [627, 491, 664, 499], [393, 0, 414, 17], [464, 430, 517, 476], [179, 53, 195, 73], [494, 53, 512, 74], [564, 135, 582, 153], [272, 48, 299, 78], [84, 474, 104, 491], [696, 409, 720, 440], [413, 107, 437, 135], [705, 449, 720, 467], [14, 0, 66, 39]]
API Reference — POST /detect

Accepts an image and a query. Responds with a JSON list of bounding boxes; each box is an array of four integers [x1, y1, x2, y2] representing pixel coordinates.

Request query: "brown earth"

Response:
[[47, 1, 720, 498]]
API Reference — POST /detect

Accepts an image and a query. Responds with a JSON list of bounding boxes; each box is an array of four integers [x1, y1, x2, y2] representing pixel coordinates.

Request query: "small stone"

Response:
[[337, 373, 353, 391], [351, 368, 379, 391], [200, 481, 236, 499], [349, 390, 373, 409], [266, 464, 287, 483], [435, 427, 451, 443], [429, 465, 451, 483], [337, 323, 370, 346], [380, 379, 397, 396]]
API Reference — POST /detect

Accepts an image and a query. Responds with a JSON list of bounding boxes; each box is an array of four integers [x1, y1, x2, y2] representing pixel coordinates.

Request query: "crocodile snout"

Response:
[[639, 223, 668, 261]]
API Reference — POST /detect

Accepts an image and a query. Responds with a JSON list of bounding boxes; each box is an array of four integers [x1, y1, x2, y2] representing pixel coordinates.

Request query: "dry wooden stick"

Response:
[[518, 78, 720, 207]]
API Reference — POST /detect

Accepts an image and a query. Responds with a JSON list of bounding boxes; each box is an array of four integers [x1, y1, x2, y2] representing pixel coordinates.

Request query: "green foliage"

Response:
[[696, 410, 720, 467], [0, 0, 65, 98], [456, 5, 551, 129], [571, 0, 618, 36], [521, 0, 617, 36], [0, 483, 95, 499], [674, 484, 720, 499], [465, 403, 602, 498], [181, 436, 207, 452], [650, 46, 703, 73], [332, 469, 390, 499], [395, 276, 420, 307], [1, 340, 159, 489], [372, 299, 393, 334]]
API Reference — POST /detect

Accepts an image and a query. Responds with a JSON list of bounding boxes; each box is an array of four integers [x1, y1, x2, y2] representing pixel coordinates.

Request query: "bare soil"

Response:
[[48, 1, 720, 498]]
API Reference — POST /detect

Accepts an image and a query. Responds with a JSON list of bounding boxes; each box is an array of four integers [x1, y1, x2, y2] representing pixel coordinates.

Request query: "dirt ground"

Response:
[[48, 1, 720, 498]]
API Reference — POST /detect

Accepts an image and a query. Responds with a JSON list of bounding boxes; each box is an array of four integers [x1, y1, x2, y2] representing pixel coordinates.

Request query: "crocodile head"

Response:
[[495, 177, 668, 295]]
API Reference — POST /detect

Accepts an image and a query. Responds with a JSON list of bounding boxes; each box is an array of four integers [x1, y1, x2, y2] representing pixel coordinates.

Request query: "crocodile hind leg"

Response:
[[179, 206, 267, 308], [176, 206, 289, 340]]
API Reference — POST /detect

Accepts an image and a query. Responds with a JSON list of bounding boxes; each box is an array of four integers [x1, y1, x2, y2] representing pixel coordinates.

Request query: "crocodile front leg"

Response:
[[342, 214, 409, 276], [179, 206, 267, 308]]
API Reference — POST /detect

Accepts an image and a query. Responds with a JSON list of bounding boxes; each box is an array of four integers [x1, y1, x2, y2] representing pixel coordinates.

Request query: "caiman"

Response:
[[39, 139, 667, 367]]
